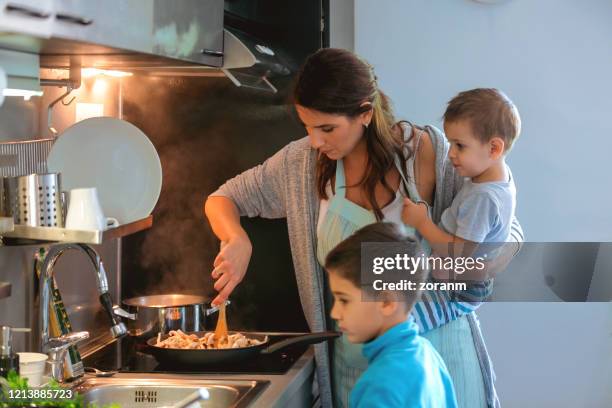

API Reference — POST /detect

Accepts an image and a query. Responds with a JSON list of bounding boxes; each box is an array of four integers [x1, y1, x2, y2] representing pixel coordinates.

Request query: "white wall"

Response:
[[354, 1, 612, 406]]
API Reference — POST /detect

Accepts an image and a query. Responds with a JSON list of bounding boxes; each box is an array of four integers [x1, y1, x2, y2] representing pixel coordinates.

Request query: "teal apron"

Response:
[[317, 157, 489, 408], [316, 157, 414, 408]]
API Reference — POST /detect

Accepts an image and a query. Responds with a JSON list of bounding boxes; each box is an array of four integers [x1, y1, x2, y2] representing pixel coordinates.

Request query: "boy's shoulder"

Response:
[[353, 336, 453, 406]]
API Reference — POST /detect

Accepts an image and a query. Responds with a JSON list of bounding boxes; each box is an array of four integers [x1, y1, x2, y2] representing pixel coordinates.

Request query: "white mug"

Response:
[[65, 188, 119, 231]]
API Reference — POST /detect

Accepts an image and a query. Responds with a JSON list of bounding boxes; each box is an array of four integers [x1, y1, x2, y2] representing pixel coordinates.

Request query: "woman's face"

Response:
[[295, 105, 368, 160]]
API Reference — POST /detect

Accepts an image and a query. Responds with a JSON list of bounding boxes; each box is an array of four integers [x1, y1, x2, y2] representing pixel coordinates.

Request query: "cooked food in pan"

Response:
[[155, 329, 265, 349]]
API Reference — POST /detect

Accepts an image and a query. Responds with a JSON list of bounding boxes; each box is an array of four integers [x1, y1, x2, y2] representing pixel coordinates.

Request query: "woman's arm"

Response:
[[204, 141, 295, 304], [204, 196, 253, 305], [209, 142, 291, 219]]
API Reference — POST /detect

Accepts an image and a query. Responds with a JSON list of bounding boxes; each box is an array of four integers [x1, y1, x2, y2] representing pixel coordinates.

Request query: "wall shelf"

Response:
[[0, 215, 152, 245]]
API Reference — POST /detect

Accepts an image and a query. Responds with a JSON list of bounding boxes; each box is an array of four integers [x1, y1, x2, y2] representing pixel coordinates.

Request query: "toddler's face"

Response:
[[328, 270, 384, 343], [444, 120, 494, 178]]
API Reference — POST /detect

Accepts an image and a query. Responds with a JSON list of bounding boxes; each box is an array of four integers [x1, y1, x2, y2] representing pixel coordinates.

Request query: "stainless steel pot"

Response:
[[122, 294, 220, 338]]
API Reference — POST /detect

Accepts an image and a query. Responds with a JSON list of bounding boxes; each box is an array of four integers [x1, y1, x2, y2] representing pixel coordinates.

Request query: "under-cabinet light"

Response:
[[2, 88, 44, 100], [82, 68, 133, 78]]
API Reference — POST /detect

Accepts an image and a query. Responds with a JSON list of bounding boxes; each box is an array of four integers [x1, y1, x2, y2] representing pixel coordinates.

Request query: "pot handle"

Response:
[[113, 305, 137, 320], [262, 331, 341, 354]]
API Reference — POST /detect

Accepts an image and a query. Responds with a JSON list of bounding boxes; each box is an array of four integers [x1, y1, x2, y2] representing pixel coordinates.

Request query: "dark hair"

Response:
[[324, 222, 427, 307], [443, 88, 521, 152], [292, 48, 411, 220]]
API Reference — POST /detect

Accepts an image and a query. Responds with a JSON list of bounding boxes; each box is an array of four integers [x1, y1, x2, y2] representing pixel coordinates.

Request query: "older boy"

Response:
[[325, 222, 458, 408]]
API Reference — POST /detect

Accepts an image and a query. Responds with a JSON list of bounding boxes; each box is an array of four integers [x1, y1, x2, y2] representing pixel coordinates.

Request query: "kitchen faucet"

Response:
[[38, 243, 134, 378]]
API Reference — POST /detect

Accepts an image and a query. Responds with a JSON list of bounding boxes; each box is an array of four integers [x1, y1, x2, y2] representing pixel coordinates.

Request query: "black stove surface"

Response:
[[83, 333, 309, 375]]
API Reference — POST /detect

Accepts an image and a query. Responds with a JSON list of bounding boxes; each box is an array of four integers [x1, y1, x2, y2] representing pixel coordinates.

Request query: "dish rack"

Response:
[[0, 138, 153, 244], [0, 138, 54, 178]]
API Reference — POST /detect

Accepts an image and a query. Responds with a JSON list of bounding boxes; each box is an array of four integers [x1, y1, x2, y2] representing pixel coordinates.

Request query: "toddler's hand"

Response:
[[402, 198, 428, 230]]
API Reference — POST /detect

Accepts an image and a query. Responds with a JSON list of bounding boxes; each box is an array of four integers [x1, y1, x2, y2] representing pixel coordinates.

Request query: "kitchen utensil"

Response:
[[0, 139, 54, 178], [17, 352, 48, 386], [84, 367, 118, 377], [172, 389, 210, 408], [65, 187, 118, 231], [47, 117, 162, 225], [146, 331, 341, 366], [121, 295, 226, 338], [213, 303, 228, 347], [4, 173, 64, 227]]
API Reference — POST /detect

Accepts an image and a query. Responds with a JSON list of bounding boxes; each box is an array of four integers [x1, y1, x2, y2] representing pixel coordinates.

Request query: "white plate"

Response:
[[47, 117, 162, 225]]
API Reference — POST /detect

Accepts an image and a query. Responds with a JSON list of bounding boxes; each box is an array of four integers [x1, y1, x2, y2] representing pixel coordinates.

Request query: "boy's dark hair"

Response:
[[324, 222, 427, 309], [444, 88, 521, 152]]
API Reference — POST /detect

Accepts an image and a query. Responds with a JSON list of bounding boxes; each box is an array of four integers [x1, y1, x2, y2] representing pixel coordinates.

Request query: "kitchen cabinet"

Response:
[[51, 0, 152, 55], [0, 0, 54, 38], [1, 0, 224, 67]]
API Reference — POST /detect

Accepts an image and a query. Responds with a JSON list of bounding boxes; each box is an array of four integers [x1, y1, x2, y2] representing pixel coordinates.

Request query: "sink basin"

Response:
[[73, 377, 269, 408]]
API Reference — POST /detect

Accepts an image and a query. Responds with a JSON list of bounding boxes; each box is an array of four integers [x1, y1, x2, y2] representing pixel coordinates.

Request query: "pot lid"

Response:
[[123, 294, 207, 308]]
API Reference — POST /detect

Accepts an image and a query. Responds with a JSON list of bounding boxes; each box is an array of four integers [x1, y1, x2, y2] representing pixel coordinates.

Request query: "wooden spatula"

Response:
[[214, 303, 228, 347]]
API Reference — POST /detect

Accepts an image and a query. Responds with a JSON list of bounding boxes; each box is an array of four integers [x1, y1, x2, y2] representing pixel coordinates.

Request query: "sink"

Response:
[[73, 377, 269, 408]]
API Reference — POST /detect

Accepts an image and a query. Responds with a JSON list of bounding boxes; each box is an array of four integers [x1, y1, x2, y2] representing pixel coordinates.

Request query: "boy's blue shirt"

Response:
[[349, 318, 458, 408]]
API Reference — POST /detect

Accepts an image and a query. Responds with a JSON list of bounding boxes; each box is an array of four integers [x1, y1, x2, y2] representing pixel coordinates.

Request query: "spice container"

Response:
[[0, 326, 24, 378]]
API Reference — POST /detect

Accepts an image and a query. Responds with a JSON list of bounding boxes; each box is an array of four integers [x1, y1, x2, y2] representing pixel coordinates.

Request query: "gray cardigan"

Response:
[[211, 124, 522, 408]]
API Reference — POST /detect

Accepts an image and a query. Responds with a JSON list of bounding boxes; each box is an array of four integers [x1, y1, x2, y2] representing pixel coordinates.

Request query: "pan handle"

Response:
[[262, 331, 341, 354]]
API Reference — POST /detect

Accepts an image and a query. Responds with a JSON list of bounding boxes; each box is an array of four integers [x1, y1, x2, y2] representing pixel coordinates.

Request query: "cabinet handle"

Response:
[[55, 13, 93, 26], [5, 3, 51, 19], [201, 49, 224, 57]]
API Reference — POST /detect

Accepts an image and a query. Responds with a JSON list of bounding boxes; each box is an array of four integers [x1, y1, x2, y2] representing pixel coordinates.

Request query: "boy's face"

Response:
[[328, 270, 385, 343], [444, 120, 496, 178]]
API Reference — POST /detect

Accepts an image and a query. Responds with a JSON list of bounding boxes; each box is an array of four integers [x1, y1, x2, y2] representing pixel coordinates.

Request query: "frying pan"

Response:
[[146, 331, 340, 365]]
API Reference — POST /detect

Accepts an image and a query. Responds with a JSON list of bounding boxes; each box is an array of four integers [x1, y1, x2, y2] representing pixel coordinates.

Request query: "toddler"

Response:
[[403, 88, 520, 261]]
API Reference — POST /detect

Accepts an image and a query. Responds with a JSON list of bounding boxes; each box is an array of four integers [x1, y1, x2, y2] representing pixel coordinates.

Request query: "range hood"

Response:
[[122, 27, 292, 93], [0, 2, 293, 93]]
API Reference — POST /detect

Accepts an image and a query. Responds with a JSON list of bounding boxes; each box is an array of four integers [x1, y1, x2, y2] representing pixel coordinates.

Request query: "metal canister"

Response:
[[5, 173, 64, 227]]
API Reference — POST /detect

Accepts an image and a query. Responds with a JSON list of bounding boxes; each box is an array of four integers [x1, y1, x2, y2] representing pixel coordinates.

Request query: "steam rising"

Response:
[[121, 74, 300, 306]]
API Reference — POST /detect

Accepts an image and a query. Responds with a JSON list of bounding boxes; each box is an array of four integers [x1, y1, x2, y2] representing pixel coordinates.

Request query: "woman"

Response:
[[204, 48, 522, 408]]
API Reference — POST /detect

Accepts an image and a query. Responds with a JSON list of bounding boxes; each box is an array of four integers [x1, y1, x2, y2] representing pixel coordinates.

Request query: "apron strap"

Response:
[[394, 124, 433, 215], [334, 159, 346, 198], [395, 122, 423, 203]]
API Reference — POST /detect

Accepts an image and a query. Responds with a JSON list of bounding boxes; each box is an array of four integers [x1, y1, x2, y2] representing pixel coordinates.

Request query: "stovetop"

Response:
[[83, 333, 309, 375]]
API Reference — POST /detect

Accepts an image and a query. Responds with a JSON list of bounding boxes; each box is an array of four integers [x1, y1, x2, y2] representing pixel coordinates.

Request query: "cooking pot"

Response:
[[122, 294, 221, 339]]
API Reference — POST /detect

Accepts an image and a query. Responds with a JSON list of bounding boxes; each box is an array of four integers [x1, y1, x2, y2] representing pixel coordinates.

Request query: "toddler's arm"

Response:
[[402, 198, 469, 244]]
